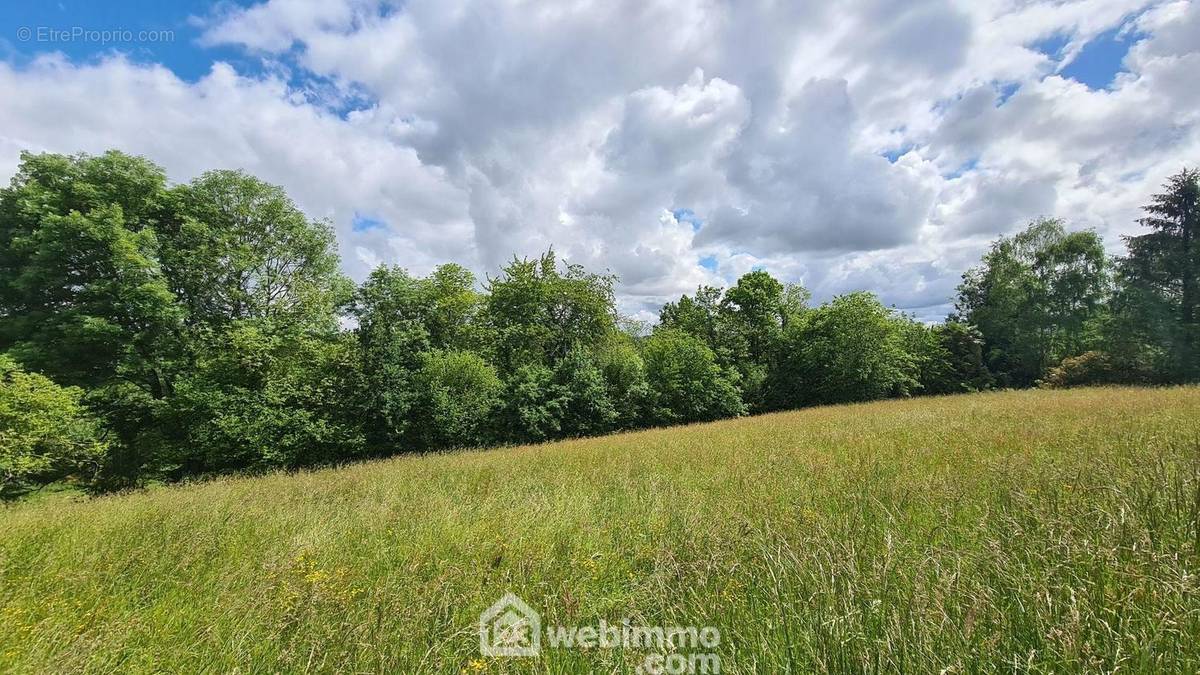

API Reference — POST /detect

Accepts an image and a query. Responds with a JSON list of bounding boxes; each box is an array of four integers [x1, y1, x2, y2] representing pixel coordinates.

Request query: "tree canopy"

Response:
[[2, 150, 1197, 496], [953, 218, 1108, 387]]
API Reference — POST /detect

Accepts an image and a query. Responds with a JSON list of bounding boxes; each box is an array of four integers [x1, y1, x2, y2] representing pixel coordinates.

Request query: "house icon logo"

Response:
[[479, 592, 541, 657]]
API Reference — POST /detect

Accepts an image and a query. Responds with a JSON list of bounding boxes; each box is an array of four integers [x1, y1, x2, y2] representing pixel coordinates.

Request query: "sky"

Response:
[[1, 1, 1198, 323]]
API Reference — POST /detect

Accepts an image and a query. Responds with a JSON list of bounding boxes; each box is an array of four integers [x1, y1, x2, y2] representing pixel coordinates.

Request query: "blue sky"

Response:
[[1031, 19, 1146, 90], [0, 1, 254, 80], [1059, 24, 1144, 89], [352, 213, 388, 232]]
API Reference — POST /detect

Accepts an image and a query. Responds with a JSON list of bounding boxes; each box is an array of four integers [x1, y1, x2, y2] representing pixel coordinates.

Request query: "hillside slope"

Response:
[[2, 387, 1200, 673]]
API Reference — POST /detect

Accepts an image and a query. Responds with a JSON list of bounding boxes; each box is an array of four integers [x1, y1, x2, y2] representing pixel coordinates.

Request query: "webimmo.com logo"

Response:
[[477, 592, 721, 673], [479, 592, 541, 657]]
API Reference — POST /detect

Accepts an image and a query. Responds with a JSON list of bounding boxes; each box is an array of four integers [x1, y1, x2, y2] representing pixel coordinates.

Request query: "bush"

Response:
[[0, 355, 109, 498], [552, 349, 619, 438], [410, 350, 503, 449], [918, 322, 993, 395], [643, 329, 746, 425], [496, 364, 566, 443], [167, 323, 366, 474], [595, 338, 651, 429], [493, 349, 626, 443], [770, 292, 918, 407], [1039, 351, 1118, 388]]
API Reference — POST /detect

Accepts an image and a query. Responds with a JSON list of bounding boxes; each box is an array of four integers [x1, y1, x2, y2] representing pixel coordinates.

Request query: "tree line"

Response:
[[1, 151, 1197, 498]]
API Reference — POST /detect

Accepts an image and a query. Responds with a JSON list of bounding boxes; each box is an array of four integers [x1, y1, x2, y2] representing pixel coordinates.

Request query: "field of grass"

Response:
[[2, 387, 1200, 673]]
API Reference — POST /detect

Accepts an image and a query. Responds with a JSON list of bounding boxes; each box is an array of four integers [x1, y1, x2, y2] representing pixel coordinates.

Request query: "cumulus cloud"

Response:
[[1, 0, 1198, 321], [698, 77, 939, 253], [0, 55, 470, 279]]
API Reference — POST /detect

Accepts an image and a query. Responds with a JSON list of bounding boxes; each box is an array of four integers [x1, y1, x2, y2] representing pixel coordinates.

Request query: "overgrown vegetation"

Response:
[[0, 356, 108, 499], [1, 388, 1198, 672], [1, 150, 1198, 493]]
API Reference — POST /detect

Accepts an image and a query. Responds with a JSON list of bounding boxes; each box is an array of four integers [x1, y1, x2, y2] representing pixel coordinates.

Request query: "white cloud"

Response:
[[1, 0, 1198, 323], [0, 54, 470, 280]]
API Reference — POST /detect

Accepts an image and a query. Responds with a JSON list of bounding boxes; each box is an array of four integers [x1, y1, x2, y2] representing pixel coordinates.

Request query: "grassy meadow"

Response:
[[2, 387, 1200, 673]]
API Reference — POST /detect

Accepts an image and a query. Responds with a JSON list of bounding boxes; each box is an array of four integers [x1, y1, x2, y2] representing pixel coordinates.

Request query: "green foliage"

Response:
[[1099, 279, 1175, 382], [484, 250, 617, 372], [772, 292, 919, 406], [351, 266, 432, 449], [0, 152, 189, 484], [918, 322, 994, 395], [722, 270, 786, 362], [0, 355, 109, 497], [1117, 168, 1200, 380], [642, 329, 746, 425], [661, 273, 809, 411], [424, 264, 486, 351], [659, 285, 726, 346], [349, 263, 491, 451], [496, 364, 566, 443], [3, 148, 1198, 494], [0, 151, 360, 485], [492, 352, 620, 443], [409, 350, 502, 450], [0, 152, 183, 395], [162, 170, 351, 329], [167, 322, 365, 474], [551, 348, 619, 437], [594, 337, 651, 429], [955, 218, 1109, 386]]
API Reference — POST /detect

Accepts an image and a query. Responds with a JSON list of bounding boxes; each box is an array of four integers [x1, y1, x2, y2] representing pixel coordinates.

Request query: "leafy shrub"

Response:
[[410, 350, 503, 449], [1040, 351, 1118, 388], [552, 349, 619, 437], [918, 322, 993, 395], [0, 355, 109, 498], [496, 364, 566, 443], [643, 329, 746, 425], [770, 292, 918, 407], [595, 338, 651, 429], [167, 323, 366, 474], [494, 350, 624, 443]]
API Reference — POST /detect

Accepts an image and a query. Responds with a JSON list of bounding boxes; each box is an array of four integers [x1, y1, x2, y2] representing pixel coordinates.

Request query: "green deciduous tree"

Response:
[[659, 286, 726, 348], [721, 271, 809, 410], [954, 219, 1108, 386], [595, 336, 651, 429], [1, 152, 362, 483], [484, 250, 618, 372], [0, 152, 186, 482], [167, 322, 365, 474], [6, 146, 1199, 495], [496, 364, 566, 443], [351, 265, 432, 449], [409, 350, 502, 450], [552, 348, 619, 437], [661, 272, 810, 411], [161, 170, 350, 329], [424, 263, 486, 351], [350, 263, 490, 451], [642, 329, 745, 425], [771, 292, 919, 407], [917, 321, 993, 395], [0, 151, 183, 396]]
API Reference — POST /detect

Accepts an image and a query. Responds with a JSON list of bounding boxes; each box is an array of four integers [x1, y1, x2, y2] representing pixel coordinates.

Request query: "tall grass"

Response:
[[2, 387, 1199, 673]]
